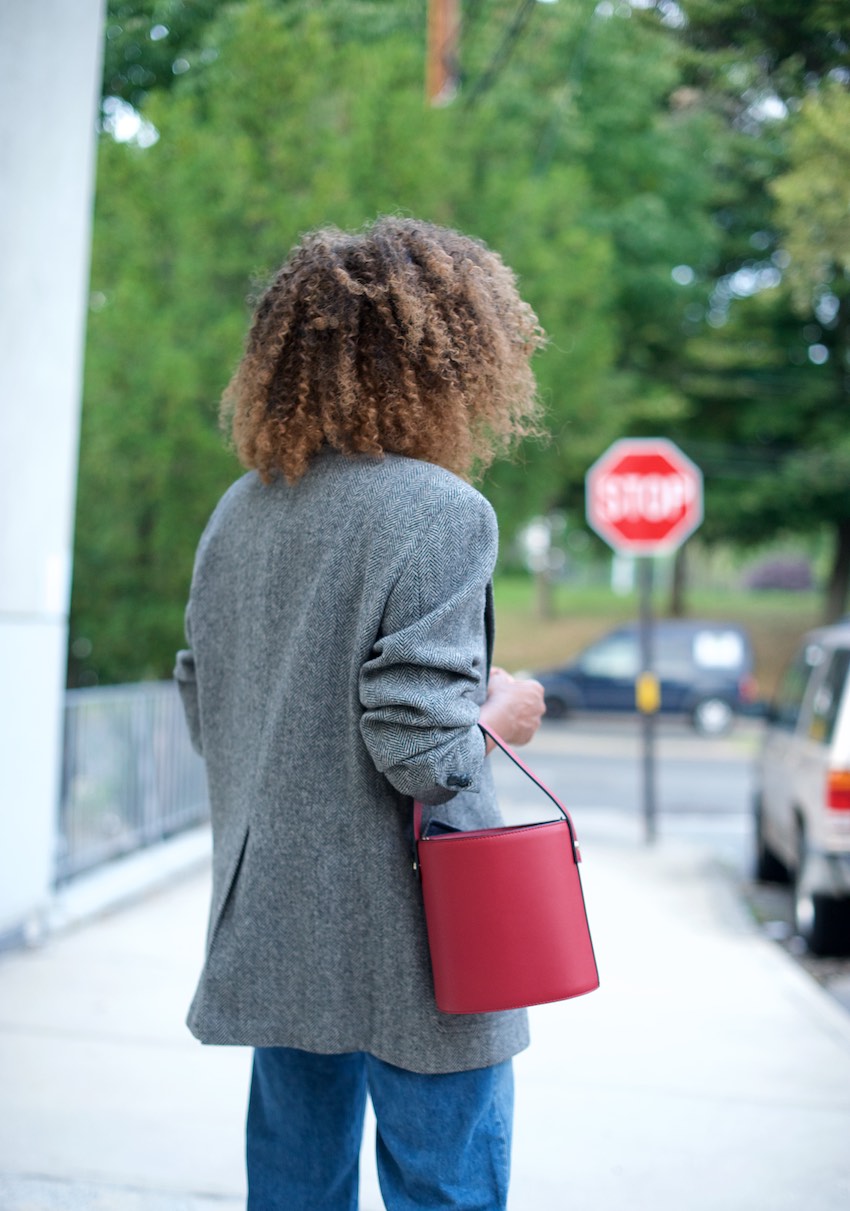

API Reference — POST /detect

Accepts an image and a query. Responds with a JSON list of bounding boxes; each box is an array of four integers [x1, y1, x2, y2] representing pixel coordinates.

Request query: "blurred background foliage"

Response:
[[71, 0, 850, 685]]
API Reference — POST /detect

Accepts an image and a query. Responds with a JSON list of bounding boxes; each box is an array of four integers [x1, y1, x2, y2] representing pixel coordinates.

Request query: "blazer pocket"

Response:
[[206, 825, 250, 955]]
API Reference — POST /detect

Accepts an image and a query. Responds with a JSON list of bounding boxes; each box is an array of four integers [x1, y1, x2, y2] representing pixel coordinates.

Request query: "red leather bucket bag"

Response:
[[414, 725, 600, 1015]]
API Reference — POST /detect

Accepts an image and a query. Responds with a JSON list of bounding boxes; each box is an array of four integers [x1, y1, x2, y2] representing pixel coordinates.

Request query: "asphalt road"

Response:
[[493, 714, 757, 867]]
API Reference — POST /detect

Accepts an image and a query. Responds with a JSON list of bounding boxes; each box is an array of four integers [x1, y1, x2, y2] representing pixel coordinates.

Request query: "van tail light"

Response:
[[738, 674, 759, 704], [826, 771, 850, 812]]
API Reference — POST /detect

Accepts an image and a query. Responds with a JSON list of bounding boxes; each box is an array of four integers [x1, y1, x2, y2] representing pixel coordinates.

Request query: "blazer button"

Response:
[[446, 772, 472, 789]]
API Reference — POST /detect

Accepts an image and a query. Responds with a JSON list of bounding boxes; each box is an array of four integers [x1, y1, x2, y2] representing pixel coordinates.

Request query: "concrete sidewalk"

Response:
[[1, 809, 849, 1211]]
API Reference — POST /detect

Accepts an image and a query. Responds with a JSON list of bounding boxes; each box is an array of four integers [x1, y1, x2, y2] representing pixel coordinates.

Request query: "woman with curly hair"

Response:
[[176, 216, 547, 1211]]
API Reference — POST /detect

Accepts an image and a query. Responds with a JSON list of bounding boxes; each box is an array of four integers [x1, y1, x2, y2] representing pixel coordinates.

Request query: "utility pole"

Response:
[[426, 0, 460, 105]]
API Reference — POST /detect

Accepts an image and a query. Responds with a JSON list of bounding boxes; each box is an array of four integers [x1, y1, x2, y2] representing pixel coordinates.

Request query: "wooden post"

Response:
[[427, 0, 460, 105]]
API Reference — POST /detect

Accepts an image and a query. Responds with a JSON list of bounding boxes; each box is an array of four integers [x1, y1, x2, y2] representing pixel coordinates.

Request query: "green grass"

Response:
[[492, 575, 823, 698]]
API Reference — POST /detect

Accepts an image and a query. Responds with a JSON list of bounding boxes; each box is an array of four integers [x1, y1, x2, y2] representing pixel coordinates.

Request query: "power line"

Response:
[[464, 0, 539, 108]]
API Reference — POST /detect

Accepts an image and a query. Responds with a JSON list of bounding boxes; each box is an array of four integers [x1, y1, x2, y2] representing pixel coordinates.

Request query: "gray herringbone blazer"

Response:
[[175, 448, 529, 1073]]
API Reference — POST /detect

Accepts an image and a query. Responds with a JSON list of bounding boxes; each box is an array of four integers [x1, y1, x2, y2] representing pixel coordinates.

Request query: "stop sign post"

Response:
[[585, 439, 704, 841]]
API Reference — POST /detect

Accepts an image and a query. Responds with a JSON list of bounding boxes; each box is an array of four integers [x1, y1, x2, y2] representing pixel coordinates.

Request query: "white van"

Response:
[[754, 622, 850, 955]]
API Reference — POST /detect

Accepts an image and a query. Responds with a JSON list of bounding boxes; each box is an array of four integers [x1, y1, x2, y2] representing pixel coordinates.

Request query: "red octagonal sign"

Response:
[[586, 438, 703, 554]]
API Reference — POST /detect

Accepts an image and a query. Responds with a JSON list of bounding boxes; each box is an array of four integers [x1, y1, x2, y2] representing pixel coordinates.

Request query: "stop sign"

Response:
[[586, 438, 703, 554]]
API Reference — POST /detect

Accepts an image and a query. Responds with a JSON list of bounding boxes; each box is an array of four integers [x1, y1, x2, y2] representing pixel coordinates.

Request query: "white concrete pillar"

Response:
[[0, 0, 104, 939]]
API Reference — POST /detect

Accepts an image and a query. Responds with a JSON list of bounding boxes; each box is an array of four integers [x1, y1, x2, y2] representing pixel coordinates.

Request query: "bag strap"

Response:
[[413, 723, 575, 850]]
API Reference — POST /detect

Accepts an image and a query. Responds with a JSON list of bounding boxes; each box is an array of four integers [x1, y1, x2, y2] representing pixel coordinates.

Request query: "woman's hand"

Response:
[[478, 666, 546, 750]]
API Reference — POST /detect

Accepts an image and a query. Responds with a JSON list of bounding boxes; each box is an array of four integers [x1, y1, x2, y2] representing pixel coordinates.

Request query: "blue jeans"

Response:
[[246, 1047, 514, 1211]]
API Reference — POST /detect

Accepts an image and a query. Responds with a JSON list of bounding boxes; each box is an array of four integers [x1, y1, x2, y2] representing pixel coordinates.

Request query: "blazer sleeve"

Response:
[[174, 604, 203, 755], [358, 488, 497, 805]]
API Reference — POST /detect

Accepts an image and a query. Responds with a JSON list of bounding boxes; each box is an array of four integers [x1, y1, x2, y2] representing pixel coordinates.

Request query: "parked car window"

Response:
[[772, 646, 820, 732], [808, 648, 850, 746], [579, 636, 639, 679], [655, 633, 694, 680], [652, 629, 747, 681], [693, 630, 746, 670]]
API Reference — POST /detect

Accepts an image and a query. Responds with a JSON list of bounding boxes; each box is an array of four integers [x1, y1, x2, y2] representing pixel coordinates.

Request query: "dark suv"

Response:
[[536, 619, 758, 736]]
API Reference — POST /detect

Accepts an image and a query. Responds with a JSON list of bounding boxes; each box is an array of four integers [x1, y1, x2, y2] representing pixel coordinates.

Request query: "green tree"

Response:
[[653, 0, 850, 619], [73, 0, 727, 681], [461, 2, 721, 527], [771, 84, 850, 619], [771, 85, 850, 306]]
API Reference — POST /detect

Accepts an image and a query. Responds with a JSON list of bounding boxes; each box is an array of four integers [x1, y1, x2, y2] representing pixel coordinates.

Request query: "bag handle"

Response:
[[477, 724, 570, 823], [414, 724, 580, 859]]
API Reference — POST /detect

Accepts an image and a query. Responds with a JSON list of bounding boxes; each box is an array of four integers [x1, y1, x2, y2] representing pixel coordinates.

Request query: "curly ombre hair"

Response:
[[222, 217, 544, 482]]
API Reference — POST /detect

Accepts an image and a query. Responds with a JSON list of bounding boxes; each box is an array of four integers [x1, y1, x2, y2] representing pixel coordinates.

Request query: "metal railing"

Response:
[[57, 681, 209, 884]]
